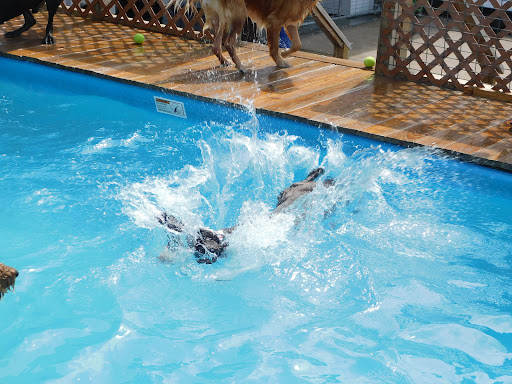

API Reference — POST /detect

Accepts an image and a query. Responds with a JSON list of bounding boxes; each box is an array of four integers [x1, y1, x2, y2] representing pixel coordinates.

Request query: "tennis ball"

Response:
[[364, 56, 376, 68], [134, 33, 145, 45]]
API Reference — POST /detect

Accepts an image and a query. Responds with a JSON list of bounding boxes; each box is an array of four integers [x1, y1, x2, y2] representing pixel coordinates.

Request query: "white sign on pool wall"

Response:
[[154, 96, 187, 118]]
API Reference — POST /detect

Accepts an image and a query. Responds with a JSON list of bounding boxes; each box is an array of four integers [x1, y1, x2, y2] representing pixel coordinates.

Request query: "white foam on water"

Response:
[[399, 323, 511, 366], [116, 122, 393, 313], [80, 132, 151, 154], [119, 122, 321, 231], [470, 314, 512, 334]]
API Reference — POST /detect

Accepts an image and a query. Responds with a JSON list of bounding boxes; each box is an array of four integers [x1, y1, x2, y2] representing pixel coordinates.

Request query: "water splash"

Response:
[[80, 132, 152, 154]]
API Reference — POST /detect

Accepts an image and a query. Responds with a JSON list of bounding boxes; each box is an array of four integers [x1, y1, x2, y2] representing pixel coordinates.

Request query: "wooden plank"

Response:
[[472, 137, 512, 165], [411, 98, 510, 149], [223, 60, 331, 102], [241, 41, 365, 69], [191, 57, 325, 101], [291, 79, 454, 133], [151, 49, 273, 91], [170, 55, 306, 93], [311, 3, 351, 59], [92, 47, 215, 79], [465, 87, 512, 103], [373, 94, 476, 143], [256, 69, 374, 113]]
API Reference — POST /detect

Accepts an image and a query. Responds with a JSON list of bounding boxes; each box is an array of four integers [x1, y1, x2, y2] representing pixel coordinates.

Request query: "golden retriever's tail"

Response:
[[163, 0, 199, 14]]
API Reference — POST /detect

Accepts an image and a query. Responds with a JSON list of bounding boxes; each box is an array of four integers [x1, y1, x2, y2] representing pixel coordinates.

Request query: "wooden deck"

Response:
[[1, 12, 511, 171]]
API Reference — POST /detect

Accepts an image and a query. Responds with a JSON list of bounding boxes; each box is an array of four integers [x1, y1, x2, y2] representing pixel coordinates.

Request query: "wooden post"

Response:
[[452, 0, 502, 85], [376, 0, 398, 75]]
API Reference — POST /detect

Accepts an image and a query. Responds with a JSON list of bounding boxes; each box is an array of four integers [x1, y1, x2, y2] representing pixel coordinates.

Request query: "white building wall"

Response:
[[323, 0, 377, 16]]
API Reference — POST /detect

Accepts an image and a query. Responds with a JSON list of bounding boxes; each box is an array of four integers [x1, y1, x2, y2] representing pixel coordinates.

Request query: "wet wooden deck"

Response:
[[1, 12, 511, 171]]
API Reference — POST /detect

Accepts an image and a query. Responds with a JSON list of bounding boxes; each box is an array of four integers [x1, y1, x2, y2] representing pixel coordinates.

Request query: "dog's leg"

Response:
[[267, 25, 290, 68], [209, 12, 229, 67], [282, 25, 302, 58], [4, 11, 36, 39], [224, 19, 247, 73], [42, 0, 59, 44], [157, 212, 185, 233]]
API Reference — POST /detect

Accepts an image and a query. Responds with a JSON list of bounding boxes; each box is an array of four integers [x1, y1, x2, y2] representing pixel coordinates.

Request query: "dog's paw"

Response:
[[42, 33, 55, 45], [276, 60, 291, 68], [5, 30, 22, 39]]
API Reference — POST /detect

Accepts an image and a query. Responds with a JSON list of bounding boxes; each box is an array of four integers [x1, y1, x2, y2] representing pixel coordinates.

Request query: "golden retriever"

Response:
[[166, 0, 321, 72], [0, 263, 18, 300]]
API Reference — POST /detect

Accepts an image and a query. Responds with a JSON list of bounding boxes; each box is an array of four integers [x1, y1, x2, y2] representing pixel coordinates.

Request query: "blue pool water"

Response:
[[0, 57, 511, 383]]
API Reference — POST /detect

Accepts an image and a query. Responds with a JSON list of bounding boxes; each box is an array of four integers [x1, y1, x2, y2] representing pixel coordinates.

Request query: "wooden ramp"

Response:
[[0, 12, 511, 171]]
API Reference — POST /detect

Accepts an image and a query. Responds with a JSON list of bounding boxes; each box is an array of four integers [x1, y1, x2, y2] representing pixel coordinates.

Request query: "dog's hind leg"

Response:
[[281, 25, 302, 58], [208, 11, 229, 67], [224, 19, 247, 73], [4, 11, 36, 39], [267, 25, 290, 68], [42, 0, 59, 44]]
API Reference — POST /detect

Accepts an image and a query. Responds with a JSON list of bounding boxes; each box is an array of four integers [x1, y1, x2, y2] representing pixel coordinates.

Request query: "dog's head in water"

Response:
[[306, 167, 325, 181], [0, 263, 19, 300], [194, 228, 229, 264]]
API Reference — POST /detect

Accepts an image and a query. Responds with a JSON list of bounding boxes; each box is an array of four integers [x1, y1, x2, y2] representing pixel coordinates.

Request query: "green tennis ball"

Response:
[[364, 56, 376, 68], [134, 33, 145, 45]]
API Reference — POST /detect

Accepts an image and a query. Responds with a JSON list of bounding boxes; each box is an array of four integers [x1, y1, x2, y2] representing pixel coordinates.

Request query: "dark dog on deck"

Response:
[[0, 263, 19, 300], [0, 0, 60, 44], [159, 167, 333, 264]]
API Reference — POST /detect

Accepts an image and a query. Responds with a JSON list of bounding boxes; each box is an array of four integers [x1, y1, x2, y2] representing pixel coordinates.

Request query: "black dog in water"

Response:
[[0, 0, 60, 44], [158, 167, 333, 264]]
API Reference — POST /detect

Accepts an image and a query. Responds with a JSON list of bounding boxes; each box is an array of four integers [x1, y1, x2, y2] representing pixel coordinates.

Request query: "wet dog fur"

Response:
[[0, 263, 19, 300], [0, 0, 60, 44], [158, 167, 331, 263], [166, 0, 321, 72]]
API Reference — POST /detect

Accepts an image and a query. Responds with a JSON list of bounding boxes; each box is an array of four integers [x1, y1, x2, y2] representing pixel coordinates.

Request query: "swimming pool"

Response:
[[1, 56, 511, 383]]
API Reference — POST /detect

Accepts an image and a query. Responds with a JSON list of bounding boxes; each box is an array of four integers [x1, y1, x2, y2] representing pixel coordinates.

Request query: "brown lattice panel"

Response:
[[377, 0, 512, 93], [60, 0, 212, 40]]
